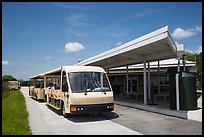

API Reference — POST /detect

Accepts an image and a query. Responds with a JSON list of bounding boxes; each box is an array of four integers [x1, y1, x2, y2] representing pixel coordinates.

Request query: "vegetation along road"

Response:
[[2, 90, 32, 135]]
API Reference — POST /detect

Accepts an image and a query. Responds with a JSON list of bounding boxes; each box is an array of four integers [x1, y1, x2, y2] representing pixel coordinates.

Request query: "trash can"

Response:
[[179, 71, 197, 110], [169, 70, 197, 110]]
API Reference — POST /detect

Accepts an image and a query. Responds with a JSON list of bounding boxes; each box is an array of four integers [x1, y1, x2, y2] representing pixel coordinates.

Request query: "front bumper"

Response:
[[70, 103, 114, 114]]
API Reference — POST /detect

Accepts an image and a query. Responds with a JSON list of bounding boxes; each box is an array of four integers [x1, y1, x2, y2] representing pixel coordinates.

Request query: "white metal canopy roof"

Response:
[[76, 26, 179, 69], [30, 73, 44, 79], [44, 67, 61, 75], [29, 26, 193, 80], [109, 58, 196, 70]]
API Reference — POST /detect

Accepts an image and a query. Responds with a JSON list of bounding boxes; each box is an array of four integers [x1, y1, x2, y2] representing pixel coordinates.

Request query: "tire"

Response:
[[98, 113, 103, 116], [62, 104, 69, 118], [94, 113, 103, 116], [36, 94, 38, 101], [44, 94, 47, 102], [62, 104, 66, 117]]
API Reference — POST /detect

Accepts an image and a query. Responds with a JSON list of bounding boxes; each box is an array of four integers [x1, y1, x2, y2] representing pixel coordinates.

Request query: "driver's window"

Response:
[[62, 71, 68, 92]]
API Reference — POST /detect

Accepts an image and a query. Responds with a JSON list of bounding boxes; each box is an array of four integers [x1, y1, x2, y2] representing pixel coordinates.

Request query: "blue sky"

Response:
[[2, 2, 202, 80]]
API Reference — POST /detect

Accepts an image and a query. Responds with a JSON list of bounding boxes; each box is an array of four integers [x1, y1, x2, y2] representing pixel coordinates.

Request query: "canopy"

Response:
[[76, 26, 181, 69], [30, 73, 44, 79]]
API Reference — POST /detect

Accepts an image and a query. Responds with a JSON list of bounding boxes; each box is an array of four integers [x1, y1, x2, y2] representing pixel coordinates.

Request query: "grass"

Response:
[[2, 90, 32, 135]]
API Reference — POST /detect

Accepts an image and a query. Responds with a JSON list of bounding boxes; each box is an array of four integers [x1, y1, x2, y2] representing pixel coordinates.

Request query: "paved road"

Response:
[[20, 87, 141, 135], [104, 104, 202, 135], [21, 87, 202, 135]]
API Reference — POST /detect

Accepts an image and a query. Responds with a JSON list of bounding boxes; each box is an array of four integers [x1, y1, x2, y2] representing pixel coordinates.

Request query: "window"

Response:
[[62, 71, 68, 92], [160, 75, 169, 86], [68, 72, 111, 93]]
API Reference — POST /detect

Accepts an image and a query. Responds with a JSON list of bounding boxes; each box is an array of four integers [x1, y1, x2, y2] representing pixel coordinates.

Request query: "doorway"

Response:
[[125, 76, 139, 92]]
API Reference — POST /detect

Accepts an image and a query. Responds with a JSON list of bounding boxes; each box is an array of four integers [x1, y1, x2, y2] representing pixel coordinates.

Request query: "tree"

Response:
[[2, 81, 9, 94], [2, 75, 17, 81], [185, 52, 202, 90], [18, 79, 31, 86], [2, 75, 18, 93]]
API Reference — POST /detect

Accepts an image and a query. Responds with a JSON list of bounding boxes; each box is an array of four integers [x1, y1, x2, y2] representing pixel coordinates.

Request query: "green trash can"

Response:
[[179, 71, 197, 110], [169, 70, 197, 110]]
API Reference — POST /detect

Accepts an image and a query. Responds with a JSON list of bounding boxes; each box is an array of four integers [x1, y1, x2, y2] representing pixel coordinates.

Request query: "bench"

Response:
[[121, 91, 143, 99], [154, 92, 169, 101]]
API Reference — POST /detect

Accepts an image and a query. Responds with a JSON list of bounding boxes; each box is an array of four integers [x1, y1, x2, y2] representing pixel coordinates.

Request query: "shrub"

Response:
[[2, 81, 9, 94]]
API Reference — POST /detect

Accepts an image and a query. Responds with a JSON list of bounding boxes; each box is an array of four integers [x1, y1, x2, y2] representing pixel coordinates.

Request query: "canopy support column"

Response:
[[34, 79, 36, 87], [178, 57, 181, 72], [148, 61, 151, 100], [143, 60, 147, 105], [44, 76, 46, 88], [126, 65, 129, 93], [182, 55, 186, 71], [158, 60, 160, 93]]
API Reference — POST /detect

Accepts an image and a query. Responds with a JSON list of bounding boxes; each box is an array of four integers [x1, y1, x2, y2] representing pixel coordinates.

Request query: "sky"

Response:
[[2, 2, 202, 80]]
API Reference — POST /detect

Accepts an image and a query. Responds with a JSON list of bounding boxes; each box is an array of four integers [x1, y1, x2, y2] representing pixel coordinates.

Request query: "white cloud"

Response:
[[2, 60, 9, 65], [172, 26, 202, 39], [194, 46, 202, 54], [55, 3, 88, 10], [66, 14, 90, 27], [65, 29, 87, 37], [130, 10, 161, 19], [45, 56, 52, 61], [195, 26, 202, 32], [98, 25, 129, 38], [65, 42, 85, 53]]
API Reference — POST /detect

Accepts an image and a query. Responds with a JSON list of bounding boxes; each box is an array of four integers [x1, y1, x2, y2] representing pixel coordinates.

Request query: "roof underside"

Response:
[[76, 26, 177, 69], [109, 58, 196, 70]]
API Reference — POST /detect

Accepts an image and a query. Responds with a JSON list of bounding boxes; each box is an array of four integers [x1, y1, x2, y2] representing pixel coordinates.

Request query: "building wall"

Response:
[[108, 65, 195, 96], [108, 69, 171, 95], [109, 74, 165, 94]]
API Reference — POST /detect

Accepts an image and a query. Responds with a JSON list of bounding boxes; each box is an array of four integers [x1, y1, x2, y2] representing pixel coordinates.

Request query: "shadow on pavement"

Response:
[[46, 104, 62, 115], [46, 104, 119, 123], [66, 111, 119, 123], [29, 96, 46, 103]]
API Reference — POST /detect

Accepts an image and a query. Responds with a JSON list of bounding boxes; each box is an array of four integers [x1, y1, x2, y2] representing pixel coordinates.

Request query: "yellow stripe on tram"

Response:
[[46, 102, 60, 110], [31, 96, 36, 99]]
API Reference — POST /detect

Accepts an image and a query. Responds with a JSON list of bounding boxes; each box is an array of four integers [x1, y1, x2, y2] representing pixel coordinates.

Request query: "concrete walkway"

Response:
[[187, 93, 202, 122], [20, 87, 142, 135], [114, 92, 202, 122]]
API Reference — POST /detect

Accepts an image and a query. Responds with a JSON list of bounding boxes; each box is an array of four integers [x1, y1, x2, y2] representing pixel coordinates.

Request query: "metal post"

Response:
[[176, 55, 182, 111], [143, 60, 147, 105], [178, 57, 180, 72], [148, 61, 151, 100], [158, 60, 160, 93], [182, 55, 186, 71], [34, 79, 36, 87], [175, 73, 180, 111], [126, 66, 129, 93], [44, 76, 46, 88]]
